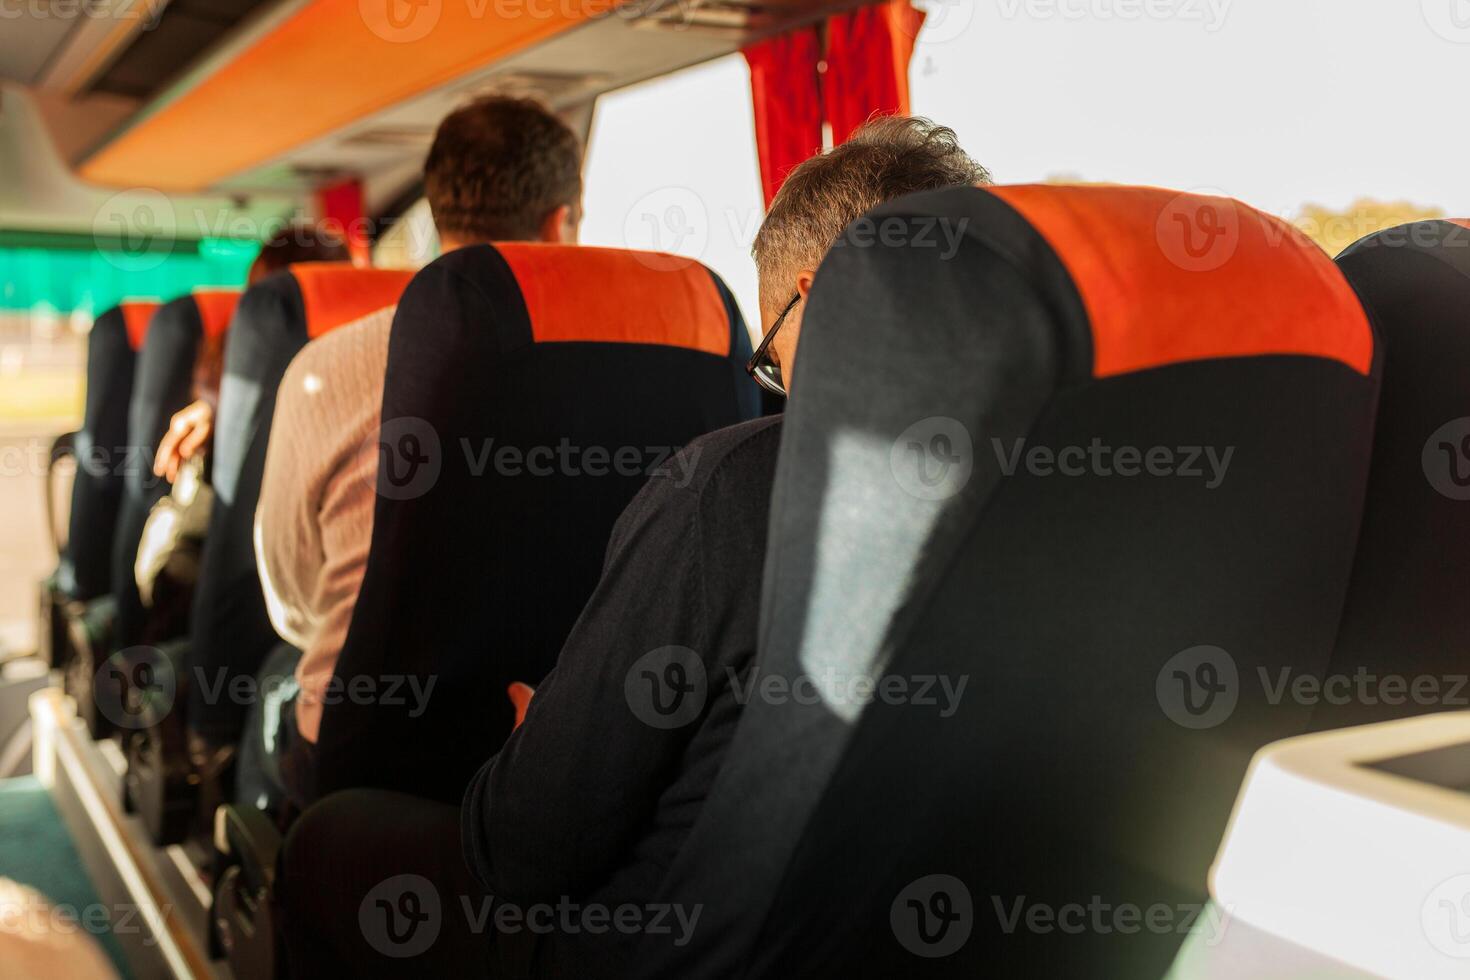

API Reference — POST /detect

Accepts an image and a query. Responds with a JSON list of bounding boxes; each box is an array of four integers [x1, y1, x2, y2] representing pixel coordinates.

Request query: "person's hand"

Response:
[[153, 399, 214, 484]]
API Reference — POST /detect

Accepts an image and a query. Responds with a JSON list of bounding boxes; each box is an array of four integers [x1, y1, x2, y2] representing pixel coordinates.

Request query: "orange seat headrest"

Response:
[[497, 243, 734, 357], [986, 184, 1373, 378], [289, 263, 415, 338], [118, 300, 162, 351]]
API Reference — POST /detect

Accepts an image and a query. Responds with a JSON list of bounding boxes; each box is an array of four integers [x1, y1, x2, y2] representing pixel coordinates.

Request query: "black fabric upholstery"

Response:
[[186, 272, 308, 741], [61, 306, 139, 600], [641, 186, 1379, 978], [112, 297, 204, 647], [280, 790, 491, 978], [1313, 220, 1470, 731], [313, 244, 760, 805]]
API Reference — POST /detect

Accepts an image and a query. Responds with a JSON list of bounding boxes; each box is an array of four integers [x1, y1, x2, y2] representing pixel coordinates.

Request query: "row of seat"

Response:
[[58, 299, 156, 602], [43, 299, 160, 718], [48, 243, 762, 839], [259, 187, 1470, 978], [48, 184, 1470, 976], [47, 270, 411, 828], [47, 291, 239, 732], [56, 247, 759, 975]]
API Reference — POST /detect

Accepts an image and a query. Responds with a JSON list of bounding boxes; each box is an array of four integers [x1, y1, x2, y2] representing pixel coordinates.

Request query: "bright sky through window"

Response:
[[583, 0, 1470, 332]]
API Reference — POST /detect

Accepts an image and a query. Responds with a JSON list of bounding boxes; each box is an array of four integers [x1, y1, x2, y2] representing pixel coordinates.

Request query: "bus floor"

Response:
[[0, 773, 130, 977]]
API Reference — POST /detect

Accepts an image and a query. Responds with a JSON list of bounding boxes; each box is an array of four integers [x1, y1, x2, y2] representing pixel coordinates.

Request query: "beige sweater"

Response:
[[254, 305, 395, 743]]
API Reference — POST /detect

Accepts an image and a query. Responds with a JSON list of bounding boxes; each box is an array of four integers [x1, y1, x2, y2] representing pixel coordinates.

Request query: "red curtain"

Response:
[[744, 0, 926, 206], [824, 0, 925, 146], [743, 28, 824, 208], [316, 177, 371, 266]]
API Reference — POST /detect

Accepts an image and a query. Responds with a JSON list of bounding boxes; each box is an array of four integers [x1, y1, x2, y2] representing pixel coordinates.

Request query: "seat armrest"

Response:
[[211, 803, 283, 973], [214, 804, 282, 894], [46, 431, 77, 560]]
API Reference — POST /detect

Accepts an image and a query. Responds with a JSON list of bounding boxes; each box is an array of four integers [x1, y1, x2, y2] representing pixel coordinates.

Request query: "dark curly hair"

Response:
[[423, 95, 583, 243], [248, 221, 351, 285]]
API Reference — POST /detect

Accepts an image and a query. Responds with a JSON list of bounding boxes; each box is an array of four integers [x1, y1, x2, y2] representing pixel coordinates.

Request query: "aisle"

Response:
[[0, 774, 131, 978]]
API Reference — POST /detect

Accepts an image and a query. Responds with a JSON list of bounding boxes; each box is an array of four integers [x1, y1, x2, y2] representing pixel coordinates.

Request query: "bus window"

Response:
[[581, 54, 764, 338], [908, 2, 1470, 245], [371, 197, 438, 270]]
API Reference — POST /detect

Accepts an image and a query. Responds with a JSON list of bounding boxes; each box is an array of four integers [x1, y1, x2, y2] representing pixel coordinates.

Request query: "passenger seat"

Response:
[[313, 243, 761, 803], [186, 264, 412, 747], [211, 244, 759, 979], [41, 300, 157, 671], [124, 265, 410, 846], [642, 184, 1379, 978], [59, 300, 159, 602], [1313, 218, 1470, 731], [67, 291, 237, 738]]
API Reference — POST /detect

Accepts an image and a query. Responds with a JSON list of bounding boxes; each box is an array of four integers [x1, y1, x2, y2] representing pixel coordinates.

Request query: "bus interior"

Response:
[[1, 1, 1470, 977]]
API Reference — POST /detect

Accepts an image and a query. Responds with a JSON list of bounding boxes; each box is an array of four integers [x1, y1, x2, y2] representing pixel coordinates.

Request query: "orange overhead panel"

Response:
[[81, 0, 615, 192]]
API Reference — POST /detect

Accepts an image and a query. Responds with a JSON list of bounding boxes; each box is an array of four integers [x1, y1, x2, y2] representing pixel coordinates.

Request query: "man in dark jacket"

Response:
[[464, 115, 990, 976]]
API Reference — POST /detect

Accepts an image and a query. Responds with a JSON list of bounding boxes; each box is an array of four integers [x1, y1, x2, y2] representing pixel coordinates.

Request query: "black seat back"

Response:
[[187, 264, 412, 742], [314, 243, 760, 803], [62, 300, 157, 600], [112, 291, 237, 647], [1313, 219, 1470, 731], [644, 184, 1380, 978]]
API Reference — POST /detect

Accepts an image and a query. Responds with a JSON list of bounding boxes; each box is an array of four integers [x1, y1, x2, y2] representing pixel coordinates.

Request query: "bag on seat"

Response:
[[136, 452, 214, 608]]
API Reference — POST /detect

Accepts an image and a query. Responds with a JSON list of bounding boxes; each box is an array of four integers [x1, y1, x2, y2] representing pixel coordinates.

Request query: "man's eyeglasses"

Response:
[[746, 293, 800, 398]]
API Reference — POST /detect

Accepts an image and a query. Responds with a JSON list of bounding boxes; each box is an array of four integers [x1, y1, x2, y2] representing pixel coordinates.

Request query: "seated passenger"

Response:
[[152, 225, 349, 484], [463, 116, 989, 975], [238, 96, 585, 808]]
